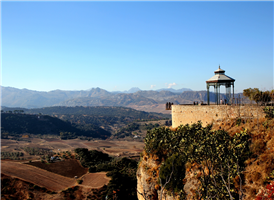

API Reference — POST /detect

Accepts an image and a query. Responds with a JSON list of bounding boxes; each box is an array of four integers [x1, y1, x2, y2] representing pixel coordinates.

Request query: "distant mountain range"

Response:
[[110, 87, 192, 94], [1, 86, 242, 111]]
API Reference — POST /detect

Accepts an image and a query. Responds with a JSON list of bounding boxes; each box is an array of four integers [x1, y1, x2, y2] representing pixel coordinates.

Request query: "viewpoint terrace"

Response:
[[171, 66, 265, 128]]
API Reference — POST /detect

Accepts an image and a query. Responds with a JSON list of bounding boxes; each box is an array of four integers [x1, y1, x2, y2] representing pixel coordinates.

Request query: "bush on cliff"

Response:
[[159, 153, 186, 194], [144, 121, 250, 199]]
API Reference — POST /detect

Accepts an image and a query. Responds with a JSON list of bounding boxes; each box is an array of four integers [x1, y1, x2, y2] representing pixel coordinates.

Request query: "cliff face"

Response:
[[137, 154, 160, 200], [136, 152, 199, 200], [137, 117, 274, 200]]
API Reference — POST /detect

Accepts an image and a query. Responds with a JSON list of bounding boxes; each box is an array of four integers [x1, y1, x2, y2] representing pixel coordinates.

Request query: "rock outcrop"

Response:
[[137, 152, 199, 200]]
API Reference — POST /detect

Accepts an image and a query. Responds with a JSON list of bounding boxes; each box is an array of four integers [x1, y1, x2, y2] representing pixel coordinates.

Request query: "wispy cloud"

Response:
[[166, 83, 177, 88], [151, 85, 156, 89]]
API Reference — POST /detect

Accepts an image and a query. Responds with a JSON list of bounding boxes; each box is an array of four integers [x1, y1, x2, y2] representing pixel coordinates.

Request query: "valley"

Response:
[[1, 106, 156, 199]]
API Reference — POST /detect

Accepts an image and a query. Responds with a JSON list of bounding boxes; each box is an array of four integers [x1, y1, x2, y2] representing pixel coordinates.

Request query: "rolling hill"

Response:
[[1, 113, 111, 139]]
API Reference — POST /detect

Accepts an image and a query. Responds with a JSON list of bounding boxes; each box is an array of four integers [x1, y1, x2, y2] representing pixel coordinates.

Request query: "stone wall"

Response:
[[172, 104, 266, 128]]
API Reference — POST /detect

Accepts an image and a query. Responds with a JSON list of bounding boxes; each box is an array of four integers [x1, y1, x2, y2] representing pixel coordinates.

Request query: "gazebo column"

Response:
[[232, 83, 235, 104], [216, 84, 219, 105], [216, 83, 219, 105], [214, 85, 217, 105], [225, 85, 228, 103], [218, 84, 220, 105], [207, 84, 210, 105]]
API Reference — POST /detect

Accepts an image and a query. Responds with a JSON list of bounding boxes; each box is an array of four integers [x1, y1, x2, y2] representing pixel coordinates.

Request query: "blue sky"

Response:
[[1, 1, 273, 93]]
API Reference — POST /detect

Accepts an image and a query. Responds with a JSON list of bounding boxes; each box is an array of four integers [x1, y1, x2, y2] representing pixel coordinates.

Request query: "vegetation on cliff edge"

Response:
[[144, 121, 250, 199]]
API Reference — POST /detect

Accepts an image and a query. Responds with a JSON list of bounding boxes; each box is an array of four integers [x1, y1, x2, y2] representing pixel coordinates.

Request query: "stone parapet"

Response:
[[172, 105, 266, 128]]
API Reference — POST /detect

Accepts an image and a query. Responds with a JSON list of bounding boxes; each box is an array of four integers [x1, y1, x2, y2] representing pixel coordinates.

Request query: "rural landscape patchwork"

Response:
[[1, 87, 274, 200]]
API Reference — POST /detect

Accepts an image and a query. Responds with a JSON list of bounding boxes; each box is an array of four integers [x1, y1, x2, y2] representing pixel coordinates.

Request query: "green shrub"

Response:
[[77, 180, 83, 184], [264, 106, 274, 119], [33, 185, 39, 189], [89, 166, 97, 172], [144, 121, 250, 199], [159, 153, 186, 194]]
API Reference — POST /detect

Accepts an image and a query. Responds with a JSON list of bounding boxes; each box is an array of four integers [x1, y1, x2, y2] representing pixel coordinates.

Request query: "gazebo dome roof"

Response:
[[206, 66, 235, 83], [214, 66, 225, 74]]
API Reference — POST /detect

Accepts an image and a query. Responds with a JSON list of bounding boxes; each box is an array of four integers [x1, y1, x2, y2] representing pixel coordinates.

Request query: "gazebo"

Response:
[[206, 66, 235, 105]]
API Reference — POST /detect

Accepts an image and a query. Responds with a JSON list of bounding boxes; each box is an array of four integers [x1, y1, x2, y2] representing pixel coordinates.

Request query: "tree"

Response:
[[243, 88, 271, 105], [260, 91, 272, 105], [46, 155, 51, 163], [243, 88, 260, 102]]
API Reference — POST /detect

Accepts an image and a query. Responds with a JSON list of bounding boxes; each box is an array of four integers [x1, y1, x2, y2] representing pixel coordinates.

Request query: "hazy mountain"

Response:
[[126, 87, 142, 93], [1, 86, 241, 109], [54, 93, 158, 107], [111, 87, 142, 94], [1, 86, 110, 108], [56, 90, 241, 107], [135, 90, 179, 102], [111, 87, 191, 94], [85, 87, 111, 97], [155, 88, 192, 93]]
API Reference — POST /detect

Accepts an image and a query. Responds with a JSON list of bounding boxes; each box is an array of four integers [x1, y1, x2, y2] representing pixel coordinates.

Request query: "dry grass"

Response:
[[213, 117, 274, 199]]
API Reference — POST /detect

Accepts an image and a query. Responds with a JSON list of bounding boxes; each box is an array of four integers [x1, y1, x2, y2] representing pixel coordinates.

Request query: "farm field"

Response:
[[1, 138, 143, 188], [81, 172, 110, 188], [1, 160, 111, 200], [1, 138, 145, 160], [1, 160, 76, 191], [1, 137, 143, 198], [26, 159, 88, 178]]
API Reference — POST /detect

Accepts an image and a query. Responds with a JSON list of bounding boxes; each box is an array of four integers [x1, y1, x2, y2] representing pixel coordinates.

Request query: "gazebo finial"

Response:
[[219, 65, 220, 69]]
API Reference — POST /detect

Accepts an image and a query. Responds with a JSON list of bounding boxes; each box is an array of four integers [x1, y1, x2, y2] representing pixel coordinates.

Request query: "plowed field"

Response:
[[1, 161, 76, 191], [26, 159, 88, 178], [81, 172, 110, 188]]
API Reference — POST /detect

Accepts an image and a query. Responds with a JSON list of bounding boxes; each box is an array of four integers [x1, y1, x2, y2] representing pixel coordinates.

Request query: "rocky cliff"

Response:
[[137, 151, 199, 200], [136, 116, 274, 200]]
